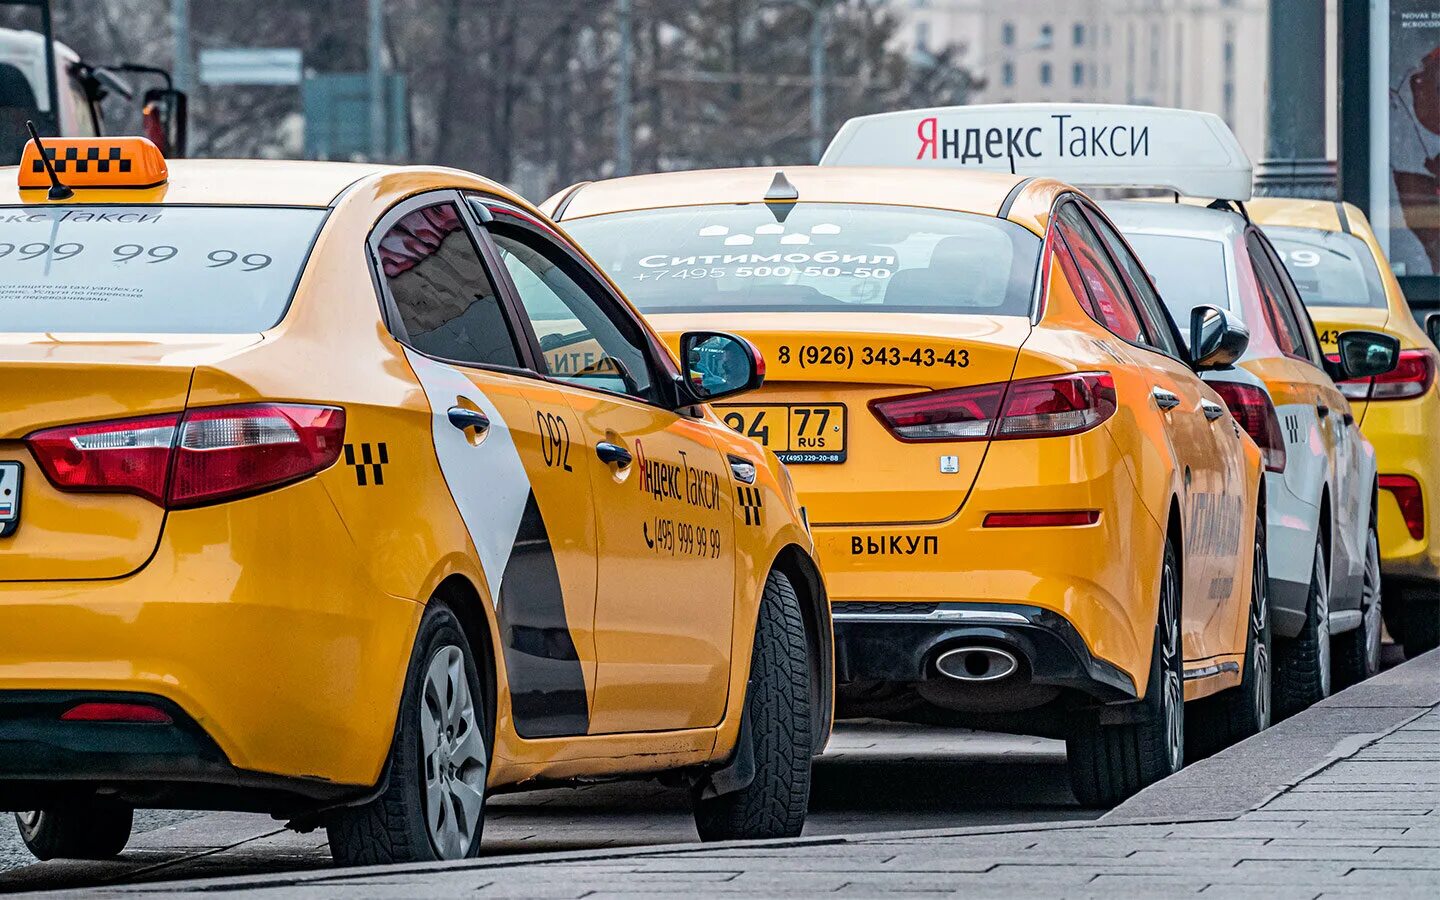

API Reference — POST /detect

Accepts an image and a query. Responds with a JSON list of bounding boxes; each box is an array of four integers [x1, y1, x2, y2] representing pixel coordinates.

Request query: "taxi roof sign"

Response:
[[821, 103, 1253, 201], [18, 136, 168, 192]]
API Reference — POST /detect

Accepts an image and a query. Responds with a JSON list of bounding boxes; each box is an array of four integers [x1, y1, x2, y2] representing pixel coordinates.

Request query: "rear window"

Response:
[[1261, 225, 1387, 309], [0, 205, 327, 333], [564, 203, 1040, 316], [1122, 232, 1230, 329]]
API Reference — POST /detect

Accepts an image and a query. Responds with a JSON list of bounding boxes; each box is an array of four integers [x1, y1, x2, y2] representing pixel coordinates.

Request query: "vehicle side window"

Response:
[[1260, 236, 1326, 365], [1051, 230, 1099, 319], [1082, 207, 1183, 358], [1054, 204, 1148, 345], [377, 201, 524, 368], [1246, 233, 1307, 359], [488, 222, 658, 404]]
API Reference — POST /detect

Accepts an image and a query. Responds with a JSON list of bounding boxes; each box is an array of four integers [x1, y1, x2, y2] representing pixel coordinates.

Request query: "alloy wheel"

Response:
[[420, 644, 487, 860], [1361, 528, 1383, 677], [1313, 548, 1332, 699], [1251, 531, 1272, 730], [1160, 555, 1184, 773]]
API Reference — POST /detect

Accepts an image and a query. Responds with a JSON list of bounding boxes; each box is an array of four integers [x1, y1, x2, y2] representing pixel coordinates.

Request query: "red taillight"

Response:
[[60, 702, 172, 724], [26, 403, 345, 509], [1209, 381, 1286, 473], [983, 510, 1101, 528], [1326, 349, 1436, 401], [1379, 474, 1425, 541], [869, 373, 1116, 443]]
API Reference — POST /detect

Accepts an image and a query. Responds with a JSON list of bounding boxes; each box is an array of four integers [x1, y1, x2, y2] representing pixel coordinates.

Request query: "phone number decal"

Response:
[[775, 344, 971, 370]]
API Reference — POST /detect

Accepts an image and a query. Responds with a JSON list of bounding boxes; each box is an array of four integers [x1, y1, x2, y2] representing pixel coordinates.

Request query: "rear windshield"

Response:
[[0, 205, 327, 333], [1260, 225, 1387, 309], [564, 203, 1041, 316], [1122, 232, 1231, 329]]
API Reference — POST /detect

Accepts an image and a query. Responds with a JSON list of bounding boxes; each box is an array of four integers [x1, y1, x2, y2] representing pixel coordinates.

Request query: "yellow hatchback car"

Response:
[[547, 162, 1267, 805], [1250, 199, 1440, 658], [0, 137, 832, 864]]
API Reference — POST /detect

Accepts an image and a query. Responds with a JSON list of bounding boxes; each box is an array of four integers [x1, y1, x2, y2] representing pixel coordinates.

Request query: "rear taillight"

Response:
[[26, 403, 345, 509], [869, 373, 1116, 443], [1326, 349, 1436, 401], [1379, 474, 1425, 541], [1209, 381, 1286, 473]]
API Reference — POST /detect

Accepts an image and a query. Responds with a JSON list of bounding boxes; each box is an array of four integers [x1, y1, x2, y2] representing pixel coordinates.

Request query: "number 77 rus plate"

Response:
[[716, 404, 846, 464]]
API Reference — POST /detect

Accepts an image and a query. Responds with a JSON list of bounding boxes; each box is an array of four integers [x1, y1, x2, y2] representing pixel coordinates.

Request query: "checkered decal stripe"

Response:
[[737, 484, 764, 526], [32, 146, 134, 175]]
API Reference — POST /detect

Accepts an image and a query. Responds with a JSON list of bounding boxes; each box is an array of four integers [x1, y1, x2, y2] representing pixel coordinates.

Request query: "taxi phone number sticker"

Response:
[[718, 403, 846, 464], [775, 344, 971, 370]]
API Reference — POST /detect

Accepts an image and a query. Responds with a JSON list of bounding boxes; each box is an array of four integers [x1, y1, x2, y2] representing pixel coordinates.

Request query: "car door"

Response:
[[1256, 231, 1364, 604], [474, 198, 738, 735], [370, 192, 600, 739], [1056, 201, 1242, 661]]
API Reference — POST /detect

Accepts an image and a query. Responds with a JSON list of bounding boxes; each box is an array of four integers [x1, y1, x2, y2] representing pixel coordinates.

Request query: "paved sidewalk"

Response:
[[42, 649, 1440, 898]]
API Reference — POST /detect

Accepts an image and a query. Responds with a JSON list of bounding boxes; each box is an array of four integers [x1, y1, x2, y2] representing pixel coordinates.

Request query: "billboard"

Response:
[[1379, 1, 1440, 278]]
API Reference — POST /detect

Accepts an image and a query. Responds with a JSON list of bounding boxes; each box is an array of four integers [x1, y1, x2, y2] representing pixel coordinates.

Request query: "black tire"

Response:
[[1187, 510, 1272, 761], [693, 569, 812, 841], [328, 601, 490, 866], [1067, 536, 1184, 808], [1274, 538, 1332, 718], [1401, 589, 1440, 658], [1334, 523, 1383, 688], [14, 799, 133, 861]]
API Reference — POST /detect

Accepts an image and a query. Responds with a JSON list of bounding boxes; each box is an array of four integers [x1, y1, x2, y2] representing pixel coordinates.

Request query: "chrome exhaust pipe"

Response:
[[934, 646, 1019, 682]]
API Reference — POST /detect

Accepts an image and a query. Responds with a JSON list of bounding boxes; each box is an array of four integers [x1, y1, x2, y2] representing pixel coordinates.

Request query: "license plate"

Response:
[[0, 461, 21, 537], [717, 404, 846, 464]]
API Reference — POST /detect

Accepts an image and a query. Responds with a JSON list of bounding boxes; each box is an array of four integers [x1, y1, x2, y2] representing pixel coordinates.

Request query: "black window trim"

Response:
[[364, 188, 543, 380], [1245, 229, 1314, 367], [471, 196, 688, 412], [1252, 226, 1327, 368]]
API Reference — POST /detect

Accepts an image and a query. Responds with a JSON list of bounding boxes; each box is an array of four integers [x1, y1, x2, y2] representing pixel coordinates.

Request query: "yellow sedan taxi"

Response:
[[547, 122, 1267, 805], [1249, 199, 1440, 658], [0, 136, 831, 864]]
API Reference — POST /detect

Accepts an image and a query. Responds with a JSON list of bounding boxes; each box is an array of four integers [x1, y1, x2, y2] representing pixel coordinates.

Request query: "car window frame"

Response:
[[1254, 228, 1326, 367], [1078, 202, 1187, 361], [1050, 196, 1164, 355], [1245, 230, 1312, 365], [366, 189, 542, 378], [470, 196, 685, 411]]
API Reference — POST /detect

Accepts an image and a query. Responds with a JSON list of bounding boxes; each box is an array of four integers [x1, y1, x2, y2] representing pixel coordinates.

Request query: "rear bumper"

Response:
[[0, 690, 360, 813], [833, 602, 1137, 704], [1363, 394, 1440, 582], [0, 478, 423, 794]]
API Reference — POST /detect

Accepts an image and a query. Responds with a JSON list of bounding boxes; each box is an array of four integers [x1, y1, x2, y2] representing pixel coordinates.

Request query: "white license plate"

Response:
[[0, 461, 21, 537]]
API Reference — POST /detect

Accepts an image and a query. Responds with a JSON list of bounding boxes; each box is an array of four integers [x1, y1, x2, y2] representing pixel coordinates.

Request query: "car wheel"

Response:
[[14, 798, 133, 861], [692, 569, 813, 841], [1187, 510, 1272, 761], [1274, 538, 1331, 718], [1067, 536, 1184, 808], [1400, 589, 1440, 658], [328, 601, 489, 865], [1334, 523, 1383, 688]]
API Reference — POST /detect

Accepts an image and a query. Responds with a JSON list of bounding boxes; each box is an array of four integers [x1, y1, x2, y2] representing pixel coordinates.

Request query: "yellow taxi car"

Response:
[[546, 142, 1267, 804], [1249, 199, 1440, 658], [0, 136, 832, 865]]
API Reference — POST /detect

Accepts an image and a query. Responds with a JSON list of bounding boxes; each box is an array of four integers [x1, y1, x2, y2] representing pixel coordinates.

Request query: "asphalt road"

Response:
[[0, 724, 1090, 892]]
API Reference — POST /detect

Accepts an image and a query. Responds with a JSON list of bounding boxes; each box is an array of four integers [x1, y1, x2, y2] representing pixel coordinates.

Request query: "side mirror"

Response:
[[1189, 305, 1250, 371], [1426, 313, 1440, 350], [1329, 330, 1401, 381], [140, 87, 188, 158], [679, 331, 765, 404]]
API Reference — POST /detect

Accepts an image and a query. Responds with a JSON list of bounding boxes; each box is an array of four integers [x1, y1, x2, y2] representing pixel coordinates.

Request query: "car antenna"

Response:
[[764, 171, 799, 223], [25, 121, 72, 201]]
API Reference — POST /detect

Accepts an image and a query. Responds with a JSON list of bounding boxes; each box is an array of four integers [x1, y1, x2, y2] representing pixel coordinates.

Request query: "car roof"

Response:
[[0, 159, 399, 208], [1100, 199, 1247, 242], [555, 165, 1051, 228]]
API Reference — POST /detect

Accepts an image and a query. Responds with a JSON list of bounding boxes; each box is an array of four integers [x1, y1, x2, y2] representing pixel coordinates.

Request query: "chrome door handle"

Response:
[[596, 441, 633, 467], [447, 407, 490, 433], [1152, 387, 1181, 411], [1201, 400, 1226, 421]]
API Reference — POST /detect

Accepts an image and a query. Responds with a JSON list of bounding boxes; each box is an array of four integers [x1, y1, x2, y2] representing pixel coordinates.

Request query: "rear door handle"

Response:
[[447, 407, 490, 433], [1152, 387, 1181, 411], [1200, 400, 1226, 421], [596, 441, 633, 467]]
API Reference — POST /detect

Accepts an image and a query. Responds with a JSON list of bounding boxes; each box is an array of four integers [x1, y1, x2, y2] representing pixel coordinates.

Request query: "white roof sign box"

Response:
[[821, 103, 1253, 201]]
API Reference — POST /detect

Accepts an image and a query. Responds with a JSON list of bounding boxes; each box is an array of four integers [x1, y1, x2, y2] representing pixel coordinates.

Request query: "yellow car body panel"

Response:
[[550, 166, 1263, 708], [0, 158, 829, 809], [1249, 198, 1440, 582]]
